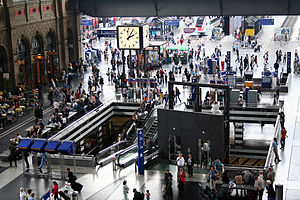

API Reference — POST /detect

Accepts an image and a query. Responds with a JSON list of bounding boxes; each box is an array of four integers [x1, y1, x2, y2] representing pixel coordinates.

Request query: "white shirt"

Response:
[[177, 156, 185, 167], [19, 191, 26, 200]]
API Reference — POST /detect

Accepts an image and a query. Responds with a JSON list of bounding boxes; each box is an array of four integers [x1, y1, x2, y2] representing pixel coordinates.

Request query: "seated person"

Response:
[[235, 171, 243, 185], [237, 96, 244, 106], [211, 101, 222, 114], [187, 94, 192, 105], [36, 126, 43, 137], [48, 114, 55, 125], [37, 119, 45, 130]]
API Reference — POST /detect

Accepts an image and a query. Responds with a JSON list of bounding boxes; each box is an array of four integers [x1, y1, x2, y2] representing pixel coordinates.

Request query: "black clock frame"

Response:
[[117, 25, 145, 50]]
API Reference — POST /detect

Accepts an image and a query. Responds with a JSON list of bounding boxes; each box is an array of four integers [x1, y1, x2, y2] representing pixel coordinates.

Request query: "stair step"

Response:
[[235, 128, 243, 132], [235, 135, 243, 139]]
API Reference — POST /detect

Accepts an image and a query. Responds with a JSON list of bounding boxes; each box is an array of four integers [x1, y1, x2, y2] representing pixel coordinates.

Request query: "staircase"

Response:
[[234, 122, 244, 147]]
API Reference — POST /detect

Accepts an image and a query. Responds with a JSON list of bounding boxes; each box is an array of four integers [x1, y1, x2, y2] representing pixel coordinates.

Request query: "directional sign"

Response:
[[258, 19, 274, 25], [287, 52, 291, 73], [82, 20, 93, 26], [164, 20, 180, 26], [137, 128, 144, 174]]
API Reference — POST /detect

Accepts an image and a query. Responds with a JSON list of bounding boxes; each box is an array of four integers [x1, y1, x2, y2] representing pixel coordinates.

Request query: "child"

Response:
[[145, 190, 150, 200]]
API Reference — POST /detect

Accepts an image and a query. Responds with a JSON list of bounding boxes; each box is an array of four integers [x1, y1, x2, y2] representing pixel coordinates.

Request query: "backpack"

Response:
[[138, 192, 144, 200]]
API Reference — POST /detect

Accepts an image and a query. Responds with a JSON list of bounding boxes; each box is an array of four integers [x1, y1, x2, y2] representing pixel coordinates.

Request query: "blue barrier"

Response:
[[17, 139, 34, 151], [57, 141, 76, 155], [31, 139, 47, 152], [44, 141, 60, 153]]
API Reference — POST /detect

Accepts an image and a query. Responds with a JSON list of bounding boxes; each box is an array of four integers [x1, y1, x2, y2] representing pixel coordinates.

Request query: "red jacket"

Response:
[[53, 185, 59, 195]]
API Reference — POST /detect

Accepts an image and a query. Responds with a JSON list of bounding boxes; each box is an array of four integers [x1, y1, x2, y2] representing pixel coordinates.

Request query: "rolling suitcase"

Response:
[[59, 191, 70, 200], [72, 182, 83, 193]]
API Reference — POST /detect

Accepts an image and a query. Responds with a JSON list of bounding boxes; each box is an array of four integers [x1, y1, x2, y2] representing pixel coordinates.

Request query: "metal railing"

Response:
[[264, 114, 281, 169]]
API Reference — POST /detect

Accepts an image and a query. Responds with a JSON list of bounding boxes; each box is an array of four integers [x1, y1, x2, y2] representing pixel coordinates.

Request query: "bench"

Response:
[[229, 116, 277, 124], [221, 183, 256, 193], [25, 126, 34, 132], [67, 111, 77, 121], [41, 128, 51, 138]]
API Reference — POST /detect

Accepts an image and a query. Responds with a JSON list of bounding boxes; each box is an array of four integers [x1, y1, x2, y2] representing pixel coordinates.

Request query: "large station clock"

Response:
[[117, 26, 141, 50], [117, 25, 150, 50]]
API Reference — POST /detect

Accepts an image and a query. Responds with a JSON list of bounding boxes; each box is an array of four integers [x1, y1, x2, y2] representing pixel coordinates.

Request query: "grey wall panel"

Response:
[[158, 109, 225, 164]]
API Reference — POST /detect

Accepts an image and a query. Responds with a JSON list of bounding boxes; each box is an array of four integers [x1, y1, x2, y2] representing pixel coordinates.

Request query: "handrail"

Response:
[[96, 140, 126, 158], [49, 103, 104, 140], [264, 113, 281, 169]]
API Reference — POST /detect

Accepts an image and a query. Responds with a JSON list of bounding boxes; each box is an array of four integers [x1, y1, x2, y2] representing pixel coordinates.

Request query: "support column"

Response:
[[223, 87, 230, 164], [168, 82, 174, 109], [195, 86, 200, 112]]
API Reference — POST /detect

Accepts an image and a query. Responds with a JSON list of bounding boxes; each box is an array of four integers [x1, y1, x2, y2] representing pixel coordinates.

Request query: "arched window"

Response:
[[32, 35, 43, 55], [46, 32, 56, 51]]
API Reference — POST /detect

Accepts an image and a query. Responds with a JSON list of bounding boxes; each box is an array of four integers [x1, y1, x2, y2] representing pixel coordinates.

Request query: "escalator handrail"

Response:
[[139, 108, 157, 128], [116, 144, 137, 166], [95, 140, 127, 162]]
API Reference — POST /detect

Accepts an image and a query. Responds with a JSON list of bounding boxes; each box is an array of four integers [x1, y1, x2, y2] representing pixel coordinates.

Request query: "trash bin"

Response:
[[71, 191, 78, 200], [275, 184, 283, 200]]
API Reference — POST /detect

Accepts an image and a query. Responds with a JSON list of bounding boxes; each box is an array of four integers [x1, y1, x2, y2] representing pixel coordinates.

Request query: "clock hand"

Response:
[[127, 33, 136, 40], [127, 30, 134, 40]]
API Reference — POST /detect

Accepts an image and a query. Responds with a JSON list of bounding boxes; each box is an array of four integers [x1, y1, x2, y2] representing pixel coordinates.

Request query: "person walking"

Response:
[[178, 168, 186, 193], [280, 127, 288, 150], [176, 153, 185, 173], [255, 171, 265, 200], [123, 180, 129, 200], [209, 165, 218, 190], [266, 180, 276, 200], [272, 138, 281, 163], [19, 187, 26, 200], [187, 154, 195, 177], [99, 76, 104, 91], [52, 181, 60, 200], [9, 142, 17, 167], [175, 87, 181, 103], [39, 152, 47, 173]]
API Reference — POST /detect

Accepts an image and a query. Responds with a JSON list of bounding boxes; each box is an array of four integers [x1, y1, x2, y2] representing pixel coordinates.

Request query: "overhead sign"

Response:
[[258, 19, 274, 25], [97, 30, 116, 37], [82, 20, 93, 26], [164, 19, 180, 26], [184, 28, 196, 34]]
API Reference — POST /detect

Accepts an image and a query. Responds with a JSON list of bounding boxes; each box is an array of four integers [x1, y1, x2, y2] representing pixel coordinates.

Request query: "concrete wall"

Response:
[[158, 109, 225, 164]]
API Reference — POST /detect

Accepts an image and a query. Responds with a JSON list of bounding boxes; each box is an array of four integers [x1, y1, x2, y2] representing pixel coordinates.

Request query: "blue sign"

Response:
[[82, 20, 93, 26], [226, 51, 231, 70], [258, 19, 274, 26], [164, 20, 180, 26], [131, 55, 137, 62], [137, 128, 144, 174], [97, 30, 116, 37], [287, 52, 291, 73]]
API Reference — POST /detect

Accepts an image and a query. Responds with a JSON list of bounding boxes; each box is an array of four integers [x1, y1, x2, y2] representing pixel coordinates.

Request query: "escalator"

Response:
[[94, 108, 159, 168], [116, 109, 160, 168]]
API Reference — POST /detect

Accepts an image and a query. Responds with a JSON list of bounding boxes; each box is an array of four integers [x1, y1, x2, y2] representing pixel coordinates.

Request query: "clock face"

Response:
[[117, 26, 141, 49], [143, 25, 150, 48]]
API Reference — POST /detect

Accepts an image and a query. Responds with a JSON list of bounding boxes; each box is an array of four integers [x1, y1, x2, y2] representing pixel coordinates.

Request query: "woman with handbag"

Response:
[[208, 165, 219, 190]]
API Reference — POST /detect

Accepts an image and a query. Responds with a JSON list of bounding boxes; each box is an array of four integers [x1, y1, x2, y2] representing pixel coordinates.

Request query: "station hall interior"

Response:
[[1, 0, 300, 200]]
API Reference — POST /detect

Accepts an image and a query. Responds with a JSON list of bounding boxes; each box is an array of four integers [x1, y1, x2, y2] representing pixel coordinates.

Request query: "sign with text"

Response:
[[82, 20, 93, 26], [137, 128, 144, 174], [164, 20, 180, 26], [184, 28, 196, 34], [97, 30, 116, 37], [258, 19, 274, 25], [287, 52, 291, 73]]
